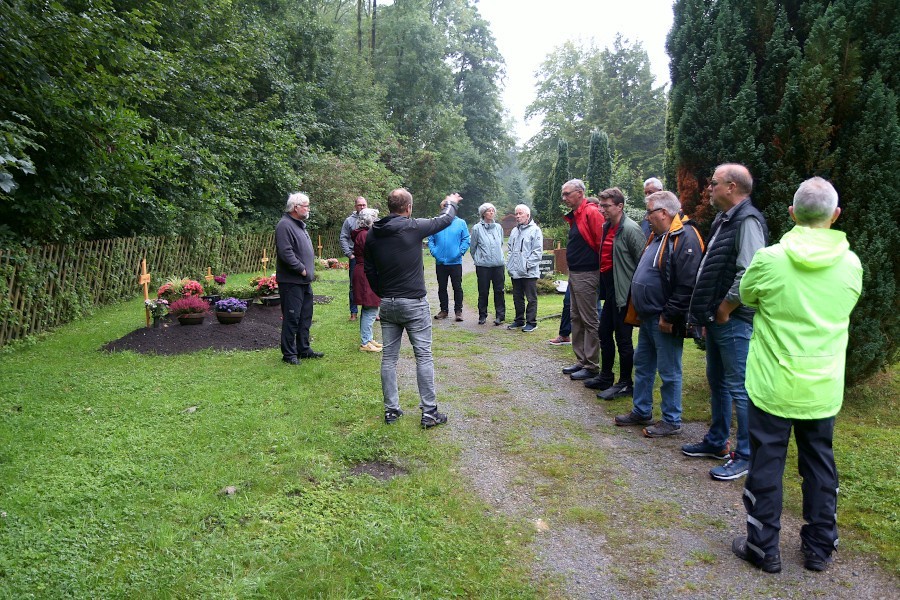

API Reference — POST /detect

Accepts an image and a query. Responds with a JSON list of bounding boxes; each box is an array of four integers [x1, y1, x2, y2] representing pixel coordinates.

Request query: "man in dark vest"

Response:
[[682, 163, 768, 481]]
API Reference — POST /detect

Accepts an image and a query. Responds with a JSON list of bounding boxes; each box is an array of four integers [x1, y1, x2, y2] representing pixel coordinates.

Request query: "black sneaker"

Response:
[[596, 381, 633, 399], [681, 439, 730, 459], [584, 373, 614, 390], [384, 408, 404, 424], [282, 356, 300, 365], [801, 541, 833, 572], [614, 410, 653, 426], [299, 350, 324, 359], [642, 420, 682, 437], [732, 536, 781, 573], [506, 322, 524, 330], [421, 410, 447, 429], [478, 317, 487, 324]]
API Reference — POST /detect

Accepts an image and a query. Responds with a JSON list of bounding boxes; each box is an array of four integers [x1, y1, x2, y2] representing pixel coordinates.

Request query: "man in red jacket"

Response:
[[560, 179, 606, 381]]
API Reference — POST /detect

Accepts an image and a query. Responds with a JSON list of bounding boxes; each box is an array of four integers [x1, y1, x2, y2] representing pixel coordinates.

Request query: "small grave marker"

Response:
[[139, 258, 152, 327], [204, 267, 214, 283], [260, 248, 270, 277]]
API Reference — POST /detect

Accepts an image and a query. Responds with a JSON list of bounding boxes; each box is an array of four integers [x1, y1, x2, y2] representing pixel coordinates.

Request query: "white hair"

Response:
[[793, 177, 838, 226], [285, 192, 309, 212], [514, 204, 531, 217], [356, 208, 379, 229], [646, 190, 681, 217], [643, 177, 663, 191], [478, 202, 496, 218]]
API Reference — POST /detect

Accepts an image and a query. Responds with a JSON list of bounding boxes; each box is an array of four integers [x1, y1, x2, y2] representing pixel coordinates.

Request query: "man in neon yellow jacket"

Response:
[[731, 177, 862, 574]]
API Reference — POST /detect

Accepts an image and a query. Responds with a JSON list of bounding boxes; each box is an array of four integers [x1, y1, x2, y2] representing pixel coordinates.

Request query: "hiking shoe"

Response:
[[643, 420, 682, 437], [548, 335, 571, 345], [384, 408, 404, 424], [455, 311, 463, 322], [584, 373, 614, 390], [421, 410, 448, 429], [596, 381, 634, 400], [614, 410, 653, 427], [434, 310, 449, 320], [732, 536, 782, 573], [522, 323, 537, 333], [710, 453, 749, 480], [507, 322, 524, 330], [681, 439, 730, 459], [801, 541, 833, 572]]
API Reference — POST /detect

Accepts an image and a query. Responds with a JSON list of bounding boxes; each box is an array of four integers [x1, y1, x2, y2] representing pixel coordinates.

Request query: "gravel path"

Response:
[[395, 255, 899, 599]]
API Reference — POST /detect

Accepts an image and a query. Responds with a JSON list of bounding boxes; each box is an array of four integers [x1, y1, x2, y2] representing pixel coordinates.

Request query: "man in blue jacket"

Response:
[[428, 206, 470, 321]]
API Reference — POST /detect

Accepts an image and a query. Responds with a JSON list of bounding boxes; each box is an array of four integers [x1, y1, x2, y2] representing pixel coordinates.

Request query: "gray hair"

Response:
[[515, 204, 531, 217], [285, 192, 309, 212], [478, 202, 497, 218], [357, 207, 379, 229], [646, 190, 681, 217], [643, 177, 663, 191], [716, 163, 753, 195], [793, 177, 838, 227], [564, 179, 586, 192]]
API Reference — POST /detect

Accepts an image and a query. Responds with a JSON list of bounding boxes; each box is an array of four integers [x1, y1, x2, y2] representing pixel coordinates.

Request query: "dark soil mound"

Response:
[[103, 304, 284, 355]]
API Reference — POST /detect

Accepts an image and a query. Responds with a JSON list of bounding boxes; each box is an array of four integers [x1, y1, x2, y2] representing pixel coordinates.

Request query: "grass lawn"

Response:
[[0, 259, 896, 597]]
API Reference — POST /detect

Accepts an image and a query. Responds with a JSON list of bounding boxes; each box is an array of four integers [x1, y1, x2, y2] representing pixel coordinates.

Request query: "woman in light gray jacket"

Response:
[[469, 203, 506, 325], [506, 204, 543, 332]]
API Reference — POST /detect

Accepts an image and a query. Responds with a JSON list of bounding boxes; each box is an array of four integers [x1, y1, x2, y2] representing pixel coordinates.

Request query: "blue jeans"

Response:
[[559, 286, 571, 336], [379, 297, 437, 412], [632, 317, 684, 425], [704, 318, 753, 460], [359, 305, 378, 345]]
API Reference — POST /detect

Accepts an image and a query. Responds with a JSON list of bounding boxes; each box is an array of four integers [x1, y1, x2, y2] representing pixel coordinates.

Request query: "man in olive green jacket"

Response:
[[731, 177, 862, 575]]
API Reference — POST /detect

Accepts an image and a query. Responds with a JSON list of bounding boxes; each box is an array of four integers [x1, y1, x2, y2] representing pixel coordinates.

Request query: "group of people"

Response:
[[274, 162, 862, 574]]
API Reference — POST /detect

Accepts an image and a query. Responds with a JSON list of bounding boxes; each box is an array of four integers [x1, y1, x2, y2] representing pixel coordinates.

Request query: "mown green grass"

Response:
[[0, 267, 535, 598]]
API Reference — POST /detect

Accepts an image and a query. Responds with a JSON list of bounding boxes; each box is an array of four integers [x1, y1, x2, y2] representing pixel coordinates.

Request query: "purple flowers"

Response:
[[214, 273, 227, 285], [215, 297, 248, 313]]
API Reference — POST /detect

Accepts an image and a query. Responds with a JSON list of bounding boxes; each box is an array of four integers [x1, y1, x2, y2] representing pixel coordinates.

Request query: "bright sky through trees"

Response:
[[475, 0, 675, 143]]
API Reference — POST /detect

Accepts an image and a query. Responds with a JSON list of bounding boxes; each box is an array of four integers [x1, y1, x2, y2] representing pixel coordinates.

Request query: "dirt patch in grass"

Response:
[[348, 460, 409, 481]]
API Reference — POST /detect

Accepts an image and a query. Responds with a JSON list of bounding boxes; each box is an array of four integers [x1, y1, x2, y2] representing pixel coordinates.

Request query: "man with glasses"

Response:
[[276, 192, 322, 365], [614, 191, 703, 437], [585, 187, 646, 398], [683, 163, 768, 481], [560, 179, 606, 381], [340, 196, 369, 321]]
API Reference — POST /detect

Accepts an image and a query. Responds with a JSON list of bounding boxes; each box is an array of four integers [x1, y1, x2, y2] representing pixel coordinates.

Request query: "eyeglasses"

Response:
[[645, 207, 665, 216], [561, 190, 580, 198], [709, 179, 730, 187], [599, 203, 614, 209]]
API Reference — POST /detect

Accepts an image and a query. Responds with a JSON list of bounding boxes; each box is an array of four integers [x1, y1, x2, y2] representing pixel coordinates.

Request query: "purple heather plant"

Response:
[[215, 297, 248, 313], [214, 273, 227, 285]]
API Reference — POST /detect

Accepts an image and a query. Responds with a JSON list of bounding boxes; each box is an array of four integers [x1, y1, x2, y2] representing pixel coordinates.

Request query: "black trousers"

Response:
[[280, 282, 313, 359], [475, 265, 506, 320], [598, 270, 634, 383], [511, 277, 537, 326], [435, 263, 463, 312], [348, 257, 357, 315], [743, 401, 838, 561]]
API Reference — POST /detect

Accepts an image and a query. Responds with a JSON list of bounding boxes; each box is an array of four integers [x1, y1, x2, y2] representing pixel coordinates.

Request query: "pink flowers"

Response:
[[255, 275, 278, 296]]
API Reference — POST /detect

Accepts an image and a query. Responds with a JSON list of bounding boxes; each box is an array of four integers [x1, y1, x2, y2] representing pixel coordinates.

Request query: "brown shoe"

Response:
[[434, 310, 449, 320], [455, 311, 463, 322]]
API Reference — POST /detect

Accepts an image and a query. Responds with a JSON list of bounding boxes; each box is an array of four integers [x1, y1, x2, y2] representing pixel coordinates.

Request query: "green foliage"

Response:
[[667, 0, 899, 382], [547, 140, 569, 227], [587, 129, 612, 195]]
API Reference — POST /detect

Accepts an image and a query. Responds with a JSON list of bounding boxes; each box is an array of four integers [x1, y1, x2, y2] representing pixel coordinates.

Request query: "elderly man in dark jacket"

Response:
[[275, 192, 320, 365], [614, 191, 704, 437]]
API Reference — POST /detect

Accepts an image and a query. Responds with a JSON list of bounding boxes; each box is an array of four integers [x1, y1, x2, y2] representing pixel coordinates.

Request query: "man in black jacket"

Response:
[[614, 191, 703, 437], [275, 192, 321, 365], [365, 189, 462, 428]]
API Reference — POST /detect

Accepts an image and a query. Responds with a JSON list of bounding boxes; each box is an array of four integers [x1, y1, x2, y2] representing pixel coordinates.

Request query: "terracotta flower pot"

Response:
[[215, 311, 245, 325], [177, 314, 206, 325]]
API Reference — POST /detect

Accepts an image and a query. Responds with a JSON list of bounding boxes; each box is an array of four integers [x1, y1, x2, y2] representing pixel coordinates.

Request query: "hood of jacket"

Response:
[[780, 225, 850, 270], [371, 213, 408, 238]]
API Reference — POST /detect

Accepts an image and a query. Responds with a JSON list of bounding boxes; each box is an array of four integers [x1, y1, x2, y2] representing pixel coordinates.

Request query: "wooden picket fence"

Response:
[[0, 228, 342, 347]]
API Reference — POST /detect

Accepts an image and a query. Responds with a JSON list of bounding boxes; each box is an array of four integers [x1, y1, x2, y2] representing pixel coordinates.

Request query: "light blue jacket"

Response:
[[428, 217, 470, 265], [469, 220, 505, 267], [507, 220, 543, 279]]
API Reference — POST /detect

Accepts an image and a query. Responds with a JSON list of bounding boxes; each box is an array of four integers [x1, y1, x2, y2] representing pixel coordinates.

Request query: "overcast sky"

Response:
[[475, 0, 676, 144]]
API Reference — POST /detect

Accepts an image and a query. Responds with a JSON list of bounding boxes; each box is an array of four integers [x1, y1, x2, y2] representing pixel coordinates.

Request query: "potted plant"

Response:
[[182, 279, 205, 297], [254, 275, 279, 305], [144, 298, 169, 327], [157, 277, 185, 303], [169, 295, 210, 325], [201, 280, 223, 305], [214, 297, 248, 324]]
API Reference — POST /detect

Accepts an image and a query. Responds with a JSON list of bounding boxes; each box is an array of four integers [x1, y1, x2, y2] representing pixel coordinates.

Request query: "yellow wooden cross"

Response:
[[260, 248, 270, 277], [317, 235, 323, 258], [139, 258, 152, 327], [204, 267, 214, 283]]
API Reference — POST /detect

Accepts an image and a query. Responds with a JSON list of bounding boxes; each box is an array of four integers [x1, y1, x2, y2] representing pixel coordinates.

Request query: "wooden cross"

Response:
[[139, 258, 152, 327], [317, 235, 323, 258], [204, 267, 214, 283], [260, 248, 270, 277]]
